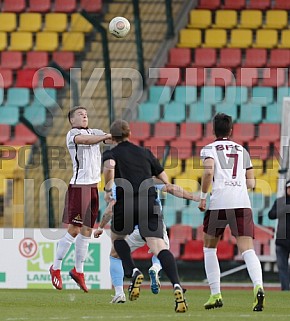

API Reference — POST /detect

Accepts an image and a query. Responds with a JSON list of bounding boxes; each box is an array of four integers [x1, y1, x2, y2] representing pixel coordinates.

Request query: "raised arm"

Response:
[[74, 133, 111, 145]]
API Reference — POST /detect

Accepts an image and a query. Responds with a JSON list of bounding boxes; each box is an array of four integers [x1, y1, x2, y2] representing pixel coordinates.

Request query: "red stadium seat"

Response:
[[25, 52, 48, 69], [231, 123, 255, 143], [185, 68, 206, 86], [156, 68, 181, 86], [131, 244, 151, 260], [180, 240, 204, 261], [217, 241, 235, 260], [198, 0, 221, 9], [260, 68, 286, 87], [29, 0, 51, 12], [80, 0, 102, 12], [253, 225, 274, 255], [207, 68, 233, 86], [179, 122, 203, 142], [258, 123, 280, 142], [0, 51, 22, 70], [247, 140, 270, 160], [0, 124, 11, 144], [217, 48, 241, 68], [272, 0, 290, 9], [54, 0, 76, 12], [143, 138, 167, 159], [222, 0, 246, 9], [170, 139, 192, 159], [154, 122, 177, 140], [192, 48, 216, 67], [236, 67, 259, 86], [52, 52, 75, 70], [38, 68, 65, 89], [13, 124, 37, 144], [15, 69, 38, 88], [129, 121, 151, 141], [0, 69, 13, 88], [243, 49, 267, 68], [170, 224, 193, 242], [2, 0, 26, 12], [268, 49, 290, 68], [167, 48, 191, 68], [247, 0, 271, 9]]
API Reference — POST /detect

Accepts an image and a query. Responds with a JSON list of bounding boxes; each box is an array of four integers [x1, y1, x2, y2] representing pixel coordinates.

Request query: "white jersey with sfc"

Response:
[[200, 139, 252, 210]]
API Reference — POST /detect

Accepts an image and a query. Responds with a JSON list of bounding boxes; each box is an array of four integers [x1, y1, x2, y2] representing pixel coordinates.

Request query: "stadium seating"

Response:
[[238, 10, 263, 29], [167, 48, 191, 68], [228, 29, 253, 48], [192, 48, 216, 67], [216, 48, 241, 68], [187, 9, 212, 29], [203, 29, 227, 48], [263, 10, 288, 29], [243, 48, 267, 67], [247, 0, 271, 10], [2, 0, 26, 13], [177, 29, 202, 48], [198, 0, 221, 10], [0, 51, 22, 70], [222, 0, 246, 9], [0, 13, 17, 32], [212, 10, 237, 29]]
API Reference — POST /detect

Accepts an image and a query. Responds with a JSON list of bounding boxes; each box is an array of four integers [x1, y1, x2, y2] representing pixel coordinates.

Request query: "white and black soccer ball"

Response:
[[109, 16, 130, 38]]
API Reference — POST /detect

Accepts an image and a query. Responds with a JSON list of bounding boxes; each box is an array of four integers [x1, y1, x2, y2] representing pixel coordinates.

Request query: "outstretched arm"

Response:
[[162, 184, 200, 202]]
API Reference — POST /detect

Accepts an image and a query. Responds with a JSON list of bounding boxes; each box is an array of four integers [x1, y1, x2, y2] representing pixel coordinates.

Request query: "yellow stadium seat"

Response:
[[251, 158, 264, 177], [35, 32, 59, 51], [255, 174, 277, 196], [9, 32, 33, 51], [212, 10, 237, 29], [0, 13, 16, 32], [0, 32, 7, 51], [228, 29, 253, 48], [203, 29, 227, 48], [278, 30, 290, 48], [177, 29, 202, 48], [70, 13, 93, 33], [263, 10, 288, 29], [18, 13, 42, 32], [253, 29, 278, 48], [173, 176, 200, 193], [62, 32, 85, 51], [187, 9, 212, 29], [238, 10, 262, 29], [44, 13, 67, 32]]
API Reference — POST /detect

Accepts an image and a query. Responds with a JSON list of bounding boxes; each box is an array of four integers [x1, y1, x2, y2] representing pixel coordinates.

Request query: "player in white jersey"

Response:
[[50, 106, 111, 292], [94, 182, 199, 303], [198, 113, 265, 312]]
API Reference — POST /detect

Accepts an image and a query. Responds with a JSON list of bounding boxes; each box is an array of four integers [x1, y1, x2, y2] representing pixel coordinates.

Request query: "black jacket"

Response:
[[268, 195, 290, 247]]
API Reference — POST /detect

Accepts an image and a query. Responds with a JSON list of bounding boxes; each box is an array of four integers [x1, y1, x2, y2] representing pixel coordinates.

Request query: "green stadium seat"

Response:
[[238, 103, 263, 123], [138, 102, 160, 123], [0, 88, 3, 105], [249, 192, 265, 212], [24, 105, 46, 126], [162, 102, 186, 123], [0, 106, 19, 125], [162, 206, 177, 227], [174, 86, 197, 104], [149, 86, 172, 104], [264, 103, 282, 123], [215, 102, 238, 121], [7, 88, 30, 106], [181, 206, 205, 227], [33, 88, 57, 108], [251, 87, 274, 105], [200, 86, 223, 104], [277, 87, 290, 103], [225, 86, 248, 104], [188, 102, 212, 123]]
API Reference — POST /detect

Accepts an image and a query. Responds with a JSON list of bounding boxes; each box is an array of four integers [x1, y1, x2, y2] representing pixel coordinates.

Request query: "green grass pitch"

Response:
[[0, 288, 289, 321]]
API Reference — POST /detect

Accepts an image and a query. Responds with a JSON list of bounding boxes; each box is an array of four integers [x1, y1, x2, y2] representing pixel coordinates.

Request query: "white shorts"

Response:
[[126, 223, 170, 253]]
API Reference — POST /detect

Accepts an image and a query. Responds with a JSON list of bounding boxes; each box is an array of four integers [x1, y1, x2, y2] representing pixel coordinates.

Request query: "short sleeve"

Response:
[[102, 150, 115, 163], [243, 148, 253, 170], [92, 129, 106, 136], [145, 149, 164, 176], [200, 144, 214, 162], [67, 128, 81, 147]]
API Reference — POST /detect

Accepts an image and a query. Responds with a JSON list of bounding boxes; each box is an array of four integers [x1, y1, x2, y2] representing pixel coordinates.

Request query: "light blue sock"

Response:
[[110, 256, 124, 287], [151, 255, 162, 273]]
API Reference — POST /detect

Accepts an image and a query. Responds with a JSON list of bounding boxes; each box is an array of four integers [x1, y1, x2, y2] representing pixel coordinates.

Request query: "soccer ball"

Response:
[[109, 17, 130, 38]]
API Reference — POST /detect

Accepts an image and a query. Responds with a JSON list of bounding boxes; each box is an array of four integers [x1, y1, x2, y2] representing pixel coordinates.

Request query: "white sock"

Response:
[[242, 249, 263, 288], [204, 247, 221, 295], [75, 233, 90, 273], [151, 263, 162, 274], [115, 286, 124, 296], [53, 232, 75, 270]]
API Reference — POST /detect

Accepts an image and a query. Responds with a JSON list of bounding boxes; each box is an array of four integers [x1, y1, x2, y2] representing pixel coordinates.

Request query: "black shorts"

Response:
[[111, 195, 164, 238], [62, 184, 99, 228], [203, 208, 255, 238]]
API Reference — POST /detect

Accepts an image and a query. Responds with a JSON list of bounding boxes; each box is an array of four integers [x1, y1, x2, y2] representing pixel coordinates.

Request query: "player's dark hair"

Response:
[[67, 106, 87, 124], [213, 113, 233, 138], [110, 119, 130, 142]]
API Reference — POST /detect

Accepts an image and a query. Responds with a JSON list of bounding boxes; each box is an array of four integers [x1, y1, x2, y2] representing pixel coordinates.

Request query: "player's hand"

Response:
[[198, 199, 206, 212], [94, 228, 104, 238]]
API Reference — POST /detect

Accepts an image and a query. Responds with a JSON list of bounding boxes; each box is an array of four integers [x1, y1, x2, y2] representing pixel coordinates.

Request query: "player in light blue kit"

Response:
[[95, 182, 199, 303]]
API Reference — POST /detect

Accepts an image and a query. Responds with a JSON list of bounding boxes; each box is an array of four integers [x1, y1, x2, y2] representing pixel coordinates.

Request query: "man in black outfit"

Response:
[[102, 119, 187, 313]]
